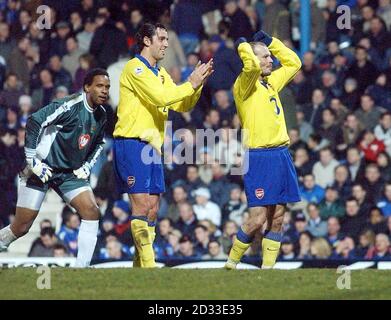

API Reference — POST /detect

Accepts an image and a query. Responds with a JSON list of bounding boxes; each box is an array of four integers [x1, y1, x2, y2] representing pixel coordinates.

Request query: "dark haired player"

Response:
[[0, 69, 110, 267], [113, 23, 213, 268]]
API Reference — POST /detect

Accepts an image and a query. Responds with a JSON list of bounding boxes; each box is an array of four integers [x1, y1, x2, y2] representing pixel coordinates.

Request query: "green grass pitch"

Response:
[[0, 268, 390, 300]]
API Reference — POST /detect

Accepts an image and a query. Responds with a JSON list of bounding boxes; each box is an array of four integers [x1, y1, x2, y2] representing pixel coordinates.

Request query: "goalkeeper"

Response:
[[0, 68, 110, 267], [225, 30, 302, 269]]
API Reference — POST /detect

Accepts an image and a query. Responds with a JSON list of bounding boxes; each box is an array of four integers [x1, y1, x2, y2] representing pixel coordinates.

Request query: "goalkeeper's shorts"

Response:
[[244, 146, 301, 207], [17, 170, 91, 210]]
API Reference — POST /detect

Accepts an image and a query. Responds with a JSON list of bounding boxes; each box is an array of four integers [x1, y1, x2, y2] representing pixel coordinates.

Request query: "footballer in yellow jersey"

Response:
[[225, 30, 301, 270], [112, 23, 213, 268]]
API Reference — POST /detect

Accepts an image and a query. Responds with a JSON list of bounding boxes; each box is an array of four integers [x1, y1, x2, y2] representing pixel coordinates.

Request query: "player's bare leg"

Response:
[[261, 204, 286, 269], [129, 193, 158, 268], [0, 207, 38, 251], [225, 206, 268, 269], [70, 190, 101, 267]]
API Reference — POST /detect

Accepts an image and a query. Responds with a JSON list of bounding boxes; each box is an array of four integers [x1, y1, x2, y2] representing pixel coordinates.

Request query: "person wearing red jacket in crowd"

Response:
[[359, 130, 385, 163]]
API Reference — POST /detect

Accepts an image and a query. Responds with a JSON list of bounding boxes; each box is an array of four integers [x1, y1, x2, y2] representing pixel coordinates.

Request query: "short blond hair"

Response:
[[310, 238, 332, 259]]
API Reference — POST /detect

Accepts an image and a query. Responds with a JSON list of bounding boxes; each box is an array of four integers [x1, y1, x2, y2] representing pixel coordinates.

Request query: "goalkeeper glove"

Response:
[[73, 163, 91, 180], [234, 37, 247, 51], [26, 158, 53, 183], [253, 30, 273, 46]]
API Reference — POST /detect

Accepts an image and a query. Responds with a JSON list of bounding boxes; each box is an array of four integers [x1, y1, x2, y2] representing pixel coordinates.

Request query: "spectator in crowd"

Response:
[[289, 127, 307, 154], [89, 13, 127, 68], [356, 229, 376, 258], [303, 89, 327, 129], [167, 229, 182, 257], [158, 9, 186, 72], [377, 182, 391, 217], [175, 202, 198, 237], [361, 163, 385, 203], [341, 78, 360, 111], [28, 227, 61, 257], [167, 185, 188, 223], [112, 200, 132, 245], [355, 94, 384, 130], [224, 0, 254, 41], [291, 212, 308, 243], [219, 220, 238, 254], [359, 130, 386, 163], [318, 108, 343, 149], [18, 94, 32, 128], [102, 239, 130, 260], [307, 203, 328, 237], [326, 216, 344, 247], [365, 206, 388, 234], [176, 235, 201, 259], [346, 146, 366, 183], [209, 162, 232, 207], [374, 112, 391, 156], [312, 147, 340, 188], [296, 231, 313, 259], [53, 243, 69, 257], [347, 46, 378, 94], [57, 211, 80, 257], [154, 218, 174, 260], [377, 152, 391, 182], [192, 187, 221, 227], [294, 147, 314, 180], [310, 237, 332, 259], [331, 165, 352, 201], [279, 236, 296, 260], [184, 165, 205, 199], [295, 108, 314, 142], [202, 240, 228, 260], [300, 173, 325, 204], [194, 224, 211, 256], [341, 197, 367, 241], [320, 184, 347, 221], [73, 53, 95, 92], [222, 184, 247, 226], [365, 233, 391, 260], [31, 68, 55, 109], [263, 0, 291, 41], [0, 73, 23, 111], [206, 34, 241, 92], [172, 0, 203, 55], [331, 236, 357, 259], [62, 37, 85, 80]]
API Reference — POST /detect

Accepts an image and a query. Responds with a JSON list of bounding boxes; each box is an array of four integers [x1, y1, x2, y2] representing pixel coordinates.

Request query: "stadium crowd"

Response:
[[1, 0, 391, 263]]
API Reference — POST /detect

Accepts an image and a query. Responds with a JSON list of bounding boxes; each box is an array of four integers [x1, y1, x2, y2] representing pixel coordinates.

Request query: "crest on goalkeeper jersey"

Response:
[[255, 188, 264, 199], [78, 134, 90, 150]]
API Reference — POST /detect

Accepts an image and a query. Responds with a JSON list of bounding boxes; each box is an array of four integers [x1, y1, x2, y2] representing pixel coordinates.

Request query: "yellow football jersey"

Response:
[[114, 54, 202, 151], [233, 38, 301, 149]]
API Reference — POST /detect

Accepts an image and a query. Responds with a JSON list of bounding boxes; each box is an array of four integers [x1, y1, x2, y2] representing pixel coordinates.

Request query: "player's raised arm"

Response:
[[123, 61, 205, 108], [168, 59, 214, 113], [234, 38, 262, 101], [253, 30, 302, 92]]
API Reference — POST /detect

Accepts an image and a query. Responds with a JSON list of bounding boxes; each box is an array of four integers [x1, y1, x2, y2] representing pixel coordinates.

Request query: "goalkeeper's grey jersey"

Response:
[[25, 92, 107, 170]]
